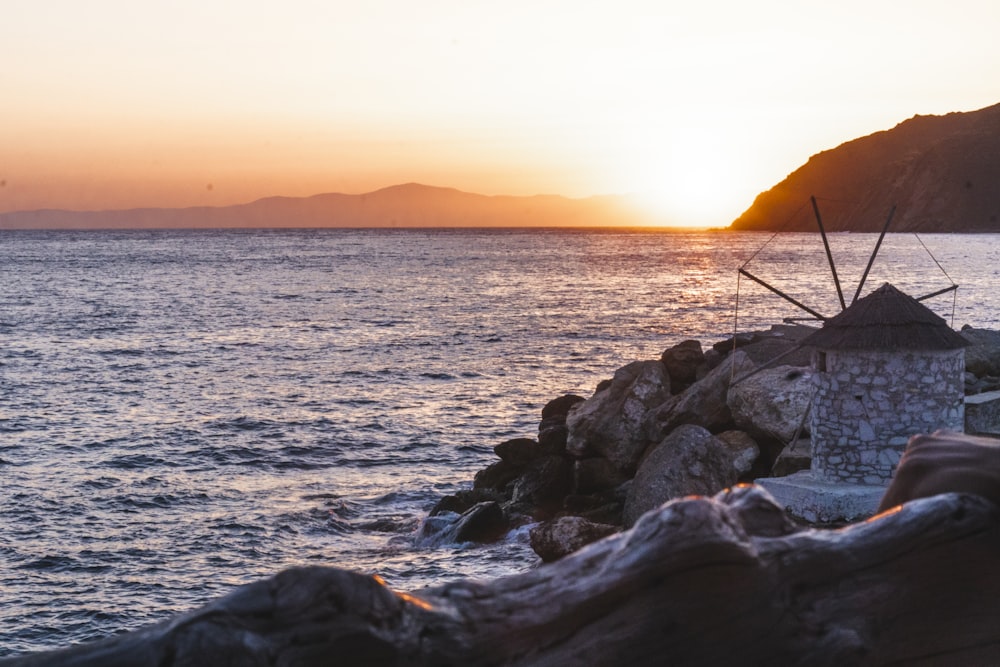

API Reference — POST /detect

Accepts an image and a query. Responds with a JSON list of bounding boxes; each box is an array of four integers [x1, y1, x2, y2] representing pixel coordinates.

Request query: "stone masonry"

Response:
[[810, 348, 965, 484]]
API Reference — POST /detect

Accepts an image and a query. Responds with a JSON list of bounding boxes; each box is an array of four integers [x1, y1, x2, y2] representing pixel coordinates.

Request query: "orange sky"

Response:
[[2, 1, 1000, 226]]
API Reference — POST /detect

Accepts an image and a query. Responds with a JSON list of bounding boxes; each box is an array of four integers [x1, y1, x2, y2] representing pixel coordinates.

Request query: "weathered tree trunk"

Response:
[[6, 486, 1000, 666]]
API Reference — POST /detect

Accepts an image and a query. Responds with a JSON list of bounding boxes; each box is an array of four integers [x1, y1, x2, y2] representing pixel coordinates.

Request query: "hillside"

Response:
[[730, 103, 1000, 232], [0, 184, 660, 230]]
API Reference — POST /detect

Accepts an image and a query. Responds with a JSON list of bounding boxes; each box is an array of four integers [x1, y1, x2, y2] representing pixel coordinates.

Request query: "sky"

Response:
[[2, 0, 999, 227]]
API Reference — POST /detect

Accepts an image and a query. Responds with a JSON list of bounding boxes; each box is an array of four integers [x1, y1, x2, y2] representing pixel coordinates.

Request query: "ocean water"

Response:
[[1, 228, 998, 657]]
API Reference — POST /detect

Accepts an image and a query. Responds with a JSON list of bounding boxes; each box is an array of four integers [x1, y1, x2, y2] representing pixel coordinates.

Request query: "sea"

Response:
[[2, 227, 999, 657]]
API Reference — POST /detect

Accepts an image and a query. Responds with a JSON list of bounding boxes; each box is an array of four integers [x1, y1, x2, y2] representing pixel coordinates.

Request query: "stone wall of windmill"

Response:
[[809, 348, 965, 484], [800, 283, 969, 487]]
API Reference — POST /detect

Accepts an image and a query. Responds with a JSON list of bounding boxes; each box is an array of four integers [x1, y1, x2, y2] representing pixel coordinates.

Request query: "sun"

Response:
[[622, 127, 756, 228]]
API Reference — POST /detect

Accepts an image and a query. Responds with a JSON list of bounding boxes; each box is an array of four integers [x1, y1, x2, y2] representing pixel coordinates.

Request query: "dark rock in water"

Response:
[[573, 457, 627, 494], [429, 488, 502, 516], [21, 484, 1000, 666], [624, 424, 739, 527], [565, 360, 671, 474], [510, 455, 573, 515], [451, 501, 508, 543], [493, 437, 543, 467], [529, 516, 618, 562], [473, 459, 520, 492], [541, 393, 585, 420], [660, 339, 705, 391]]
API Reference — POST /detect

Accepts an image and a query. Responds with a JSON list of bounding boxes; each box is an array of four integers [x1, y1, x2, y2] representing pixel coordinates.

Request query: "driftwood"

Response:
[[6, 484, 1000, 666]]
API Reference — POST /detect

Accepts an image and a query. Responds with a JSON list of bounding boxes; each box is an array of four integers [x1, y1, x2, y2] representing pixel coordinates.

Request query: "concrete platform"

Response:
[[756, 471, 887, 524]]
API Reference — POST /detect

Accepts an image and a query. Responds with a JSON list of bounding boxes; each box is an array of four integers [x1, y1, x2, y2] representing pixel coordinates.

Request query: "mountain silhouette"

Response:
[[0, 184, 661, 230], [730, 103, 1000, 232]]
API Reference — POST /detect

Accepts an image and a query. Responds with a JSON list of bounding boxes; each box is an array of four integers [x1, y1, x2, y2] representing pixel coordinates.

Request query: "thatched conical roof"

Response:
[[800, 283, 967, 351]]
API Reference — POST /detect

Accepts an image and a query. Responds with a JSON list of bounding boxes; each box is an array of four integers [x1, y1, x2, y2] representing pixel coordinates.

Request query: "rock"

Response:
[[770, 438, 813, 477], [962, 326, 1000, 377], [727, 365, 814, 442], [878, 430, 1000, 512], [451, 501, 507, 543], [660, 339, 704, 390], [573, 457, 628, 494], [493, 437, 543, 467], [416, 501, 508, 546], [529, 516, 618, 562], [541, 393, 585, 420], [23, 486, 1000, 666], [714, 429, 760, 478], [713, 483, 801, 537], [565, 360, 672, 474], [472, 459, 520, 492], [429, 488, 502, 516], [623, 424, 738, 527], [509, 455, 573, 515], [537, 420, 569, 454], [645, 350, 756, 442]]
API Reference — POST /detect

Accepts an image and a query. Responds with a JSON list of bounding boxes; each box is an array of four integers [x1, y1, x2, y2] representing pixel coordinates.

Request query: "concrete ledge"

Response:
[[965, 390, 1000, 436], [756, 471, 887, 524]]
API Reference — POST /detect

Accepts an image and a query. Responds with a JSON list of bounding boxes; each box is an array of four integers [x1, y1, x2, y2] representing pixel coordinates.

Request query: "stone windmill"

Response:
[[739, 198, 967, 522]]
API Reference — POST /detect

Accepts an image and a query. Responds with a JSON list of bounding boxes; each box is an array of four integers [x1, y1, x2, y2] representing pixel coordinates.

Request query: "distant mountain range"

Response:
[[5, 103, 999, 232], [0, 184, 664, 230], [730, 102, 1000, 232]]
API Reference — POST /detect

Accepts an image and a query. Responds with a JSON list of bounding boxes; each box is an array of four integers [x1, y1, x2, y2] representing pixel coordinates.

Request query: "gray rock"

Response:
[[565, 360, 671, 474], [727, 365, 814, 442], [529, 516, 618, 562], [714, 429, 760, 478], [623, 424, 738, 527], [962, 326, 1000, 377], [645, 350, 756, 442]]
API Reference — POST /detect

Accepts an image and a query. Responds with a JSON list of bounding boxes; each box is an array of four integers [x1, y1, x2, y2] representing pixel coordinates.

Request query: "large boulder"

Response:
[[565, 360, 671, 474], [645, 350, 756, 442], [623, 424, 738, 527], [727, 365, 814, 442], [878, 430, 1000, 512], [529, 516, 618, 562], [962, 326, 1000, 377]]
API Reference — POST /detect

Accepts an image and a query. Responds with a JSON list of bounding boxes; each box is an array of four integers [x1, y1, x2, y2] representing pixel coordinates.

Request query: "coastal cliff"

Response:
[[730, 102, 1000, 232]]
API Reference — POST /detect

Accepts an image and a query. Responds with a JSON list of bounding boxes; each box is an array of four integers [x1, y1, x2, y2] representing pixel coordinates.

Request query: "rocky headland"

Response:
[[427, 323, 1000, 562], [730, 102, 1000, 232]]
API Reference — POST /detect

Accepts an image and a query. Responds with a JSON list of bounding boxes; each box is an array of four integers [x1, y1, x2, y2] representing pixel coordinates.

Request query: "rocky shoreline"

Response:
[[426, 324, 1000, 562], [6, 325, 1000, 664]]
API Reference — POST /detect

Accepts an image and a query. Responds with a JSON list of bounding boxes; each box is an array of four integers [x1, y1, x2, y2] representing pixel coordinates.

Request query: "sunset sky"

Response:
[[2, 0, 999, 226]]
